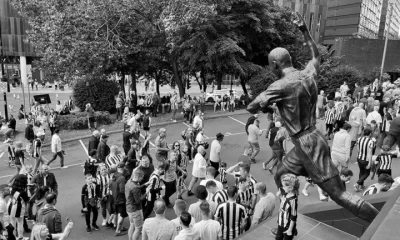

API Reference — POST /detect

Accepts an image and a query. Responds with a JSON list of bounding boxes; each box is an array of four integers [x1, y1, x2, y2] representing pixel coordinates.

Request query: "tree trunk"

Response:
[[240, 78, 248, 95], [171, 58, 185, 97], [200, 70, 207, 92], [130, 70, 137, 94], [155, 70, 161, 95], [216, 73, 223, 90], [193, 73, 202, 91], [120, 72, 126, 98]]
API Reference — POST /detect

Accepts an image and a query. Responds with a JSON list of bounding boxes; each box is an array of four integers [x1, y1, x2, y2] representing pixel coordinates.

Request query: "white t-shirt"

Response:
[[248, 124, 262, 143], [171, 217, 195, 237], [200, 179, 223, 201], [366, 111, 382, 125], [209, 140, 221, 163], [196, 133, 205, 142], [193, 219, 222, 240], [193, 116, 203, 130], [192, 153, 207, 178]]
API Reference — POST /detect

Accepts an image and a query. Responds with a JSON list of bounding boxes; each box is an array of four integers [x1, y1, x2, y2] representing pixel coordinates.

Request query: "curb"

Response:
[[41, 110, 249, 147]]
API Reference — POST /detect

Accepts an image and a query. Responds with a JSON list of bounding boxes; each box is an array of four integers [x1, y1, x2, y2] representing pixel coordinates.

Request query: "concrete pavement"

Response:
[[0, 114, 393, 240]]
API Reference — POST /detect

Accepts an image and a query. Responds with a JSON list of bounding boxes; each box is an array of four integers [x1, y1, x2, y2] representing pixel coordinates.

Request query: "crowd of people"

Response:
[[3, 77, 400, 240]]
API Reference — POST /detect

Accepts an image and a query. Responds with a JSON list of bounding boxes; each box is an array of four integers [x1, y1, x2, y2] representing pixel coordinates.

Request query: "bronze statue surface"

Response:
[[247, 13, 379, 222]]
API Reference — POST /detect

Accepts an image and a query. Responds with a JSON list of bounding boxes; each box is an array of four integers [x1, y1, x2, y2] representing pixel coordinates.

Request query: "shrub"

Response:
[[73, 75, 120, 112], [247, 68, 277, 100], [58, 111, 112, 130]]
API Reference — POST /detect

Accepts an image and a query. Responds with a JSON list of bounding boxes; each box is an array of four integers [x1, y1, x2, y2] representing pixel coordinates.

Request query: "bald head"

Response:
[[268, 47, 293, 69], [154, 199, 166, 215]]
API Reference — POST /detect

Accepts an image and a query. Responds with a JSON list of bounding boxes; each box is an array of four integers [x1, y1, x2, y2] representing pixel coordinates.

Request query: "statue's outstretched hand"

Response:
[[293, 12, 307, 29]]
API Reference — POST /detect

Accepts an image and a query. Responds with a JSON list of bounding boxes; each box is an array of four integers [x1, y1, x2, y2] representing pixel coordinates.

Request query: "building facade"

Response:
[[324, 0, 384, 45], [273, 0, 328, 43], [0, 0, 36, 85], [378, 0, 400, 40]]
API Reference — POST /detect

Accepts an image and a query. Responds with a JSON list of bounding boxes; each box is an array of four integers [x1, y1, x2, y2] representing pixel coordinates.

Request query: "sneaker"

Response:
[[354, 183, 361, 192], [302, 189, 309, 196], [61, 166, 68, 169], [115, 231, 127, 237], [250, 158, 256, 163], [187, 191, 194, 197], [320, 196, 329, 202], [106, 222, 114, 228], [102, 219, 107, 226], [271, 228, 278, 236], [345, 180, 350, 184], [92, 224, 100, 231], [120, 227, 128, 232], [262, 162, 267, 170], [86, 227, 92, 233]]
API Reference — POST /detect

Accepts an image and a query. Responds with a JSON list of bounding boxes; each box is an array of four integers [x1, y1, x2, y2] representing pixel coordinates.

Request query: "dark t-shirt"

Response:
[[389, 117, 400, 135], [9, 118, 16, 130], [268, 127, 279, 147], [15, 150, 24, 165], [379, 102, 388, 117], [375, 89, 383, 101], [122, 131, 132, 149]]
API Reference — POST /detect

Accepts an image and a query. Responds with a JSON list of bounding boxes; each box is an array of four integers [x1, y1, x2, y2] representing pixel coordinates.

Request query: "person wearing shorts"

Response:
[[247, 119, 264, 162], [86, 103, 97, 130], [126, 169, 145, 240]]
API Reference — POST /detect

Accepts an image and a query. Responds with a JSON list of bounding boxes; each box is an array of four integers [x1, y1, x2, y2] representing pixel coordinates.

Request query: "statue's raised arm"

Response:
[[294, 12, 320, 76]]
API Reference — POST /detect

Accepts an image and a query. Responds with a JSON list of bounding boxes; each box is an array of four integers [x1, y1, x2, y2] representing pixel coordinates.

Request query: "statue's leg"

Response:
[[275, 146, 308, 188], [318, 176, 379, 222]]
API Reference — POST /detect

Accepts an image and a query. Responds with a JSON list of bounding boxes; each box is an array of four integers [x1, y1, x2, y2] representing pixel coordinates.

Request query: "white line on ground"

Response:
[[140, 134, 155, 147], [0, 162, 83, 179], [182, 122, 191, 128], [228, 116, 246, 125]]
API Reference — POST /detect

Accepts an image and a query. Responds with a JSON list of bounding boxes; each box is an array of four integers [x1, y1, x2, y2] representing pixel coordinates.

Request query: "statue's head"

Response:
[[268, 47, 293, 78]]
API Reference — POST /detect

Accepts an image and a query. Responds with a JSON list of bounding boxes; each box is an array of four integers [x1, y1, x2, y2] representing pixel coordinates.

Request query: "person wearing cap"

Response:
[[155, 128, 170, 163], [47, 128, 65, 168], [109, 164, 128, 236], [97, 134, 110, 164], [209, 133, 224, 174]]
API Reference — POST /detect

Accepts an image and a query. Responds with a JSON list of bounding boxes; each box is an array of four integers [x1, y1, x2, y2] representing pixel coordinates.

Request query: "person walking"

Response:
[[247, 119, 264, 163], [354, 128, 375, 192], [187, 146, 207, 197], [109, 166, 128, 237], [331, 123, 352, 171], [209, 133, 224, 174], [245, 113, 258, 135], [155, 128, 170, 163], [97, 135, 110, 164], [47, 129, 65, 168], [88, 130, 100, 155]]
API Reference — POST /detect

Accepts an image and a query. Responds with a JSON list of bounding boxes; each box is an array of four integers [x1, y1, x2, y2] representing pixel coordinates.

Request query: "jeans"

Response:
[[163, 180, 176, 205], [350, 141, 357, 158], [357, 158, 370, 186], [85, 204, 98, 227], [47, 151, 65, 167], [116, 107, 123, 120], [265, 149, 284, 169]]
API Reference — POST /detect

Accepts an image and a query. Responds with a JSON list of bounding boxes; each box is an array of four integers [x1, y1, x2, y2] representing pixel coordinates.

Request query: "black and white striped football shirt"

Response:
[[212, 189, 229, 205], [215, 201, 247, 240], [357, 136, 375, 161], [376, 153, 397, 170], [324, 109, 336, 124]]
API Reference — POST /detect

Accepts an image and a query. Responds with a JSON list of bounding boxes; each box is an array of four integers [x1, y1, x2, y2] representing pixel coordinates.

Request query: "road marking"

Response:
[[225, 132, 232, 136], [228, 116, 246, 125], [140, 134, 155, 147], [0, 162, 83, 179], [182, 122, 191, 128]]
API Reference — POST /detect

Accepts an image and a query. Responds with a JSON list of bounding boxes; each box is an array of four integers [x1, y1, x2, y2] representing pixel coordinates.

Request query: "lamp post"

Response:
[[0, 16, 9, 122], [380, 1, 394, 83]]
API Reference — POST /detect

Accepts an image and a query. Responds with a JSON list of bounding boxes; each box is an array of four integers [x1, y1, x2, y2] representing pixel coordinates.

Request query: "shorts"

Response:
[[248, 141, 260, 151], [115, 204, 128, 218], [128, 210, 144, 228], [282, 127, 339, 184], [143, 127, 150, 131], [89, 117, 96, 123]]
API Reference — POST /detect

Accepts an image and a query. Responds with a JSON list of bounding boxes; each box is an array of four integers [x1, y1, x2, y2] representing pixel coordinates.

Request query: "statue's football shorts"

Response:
[[282, 127, 339, 184]]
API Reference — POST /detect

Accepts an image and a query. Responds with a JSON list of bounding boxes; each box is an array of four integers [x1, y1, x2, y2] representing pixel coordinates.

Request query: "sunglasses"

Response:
[[174, 145, 180, 147]]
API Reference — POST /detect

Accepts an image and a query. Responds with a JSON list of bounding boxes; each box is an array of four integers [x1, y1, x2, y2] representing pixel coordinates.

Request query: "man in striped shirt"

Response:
[[354, 129, 375, 192], [105, 145, 124, 169], [96, 165, 114, 227], [143, 163, 166, 219], [374, 145, 399, 176], [226, 162, 257, 214], [324, 105, 335, 140], [363, 173, 394, 196], [214, 186, 248, 240], [236, 177, 252, 213]]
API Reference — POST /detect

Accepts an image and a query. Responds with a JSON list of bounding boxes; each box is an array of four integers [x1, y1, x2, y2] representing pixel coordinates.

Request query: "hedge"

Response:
[[58, 111, 112, 130]]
